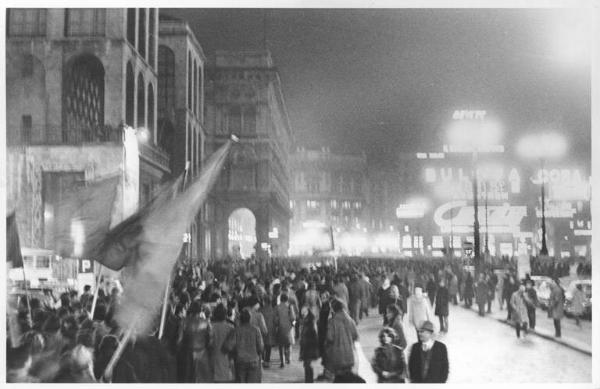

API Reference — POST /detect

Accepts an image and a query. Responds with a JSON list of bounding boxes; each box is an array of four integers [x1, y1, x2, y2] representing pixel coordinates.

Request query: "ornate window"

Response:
[[65, 9, 106, 36], [62, 54, 105, 143], [148, 9, 156, 68], [243, 106, 256, 134], [158, 45, 175, 113], [187, 52, 192, 110], [229, 106, 242, 134], [193, 58, 198, 117], [126, 8, 136, 44], [8, 9, 46, 37], [147, 83, 155, 143], [125, 62, 134, 126], [138, 8, 146, 58], [137, 73, 145, 128]]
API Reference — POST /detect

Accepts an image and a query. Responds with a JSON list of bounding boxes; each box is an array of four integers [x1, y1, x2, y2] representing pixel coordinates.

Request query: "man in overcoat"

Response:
[[408, 321, 449, 383]]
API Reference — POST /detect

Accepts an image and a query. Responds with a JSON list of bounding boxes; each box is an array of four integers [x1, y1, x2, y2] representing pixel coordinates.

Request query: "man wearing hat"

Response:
[[407, 320, 449, 383]]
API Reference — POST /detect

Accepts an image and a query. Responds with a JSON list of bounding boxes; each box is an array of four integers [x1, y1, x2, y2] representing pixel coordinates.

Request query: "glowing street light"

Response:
[[517, 133, 567, 256], [447, 111, 502, 269]]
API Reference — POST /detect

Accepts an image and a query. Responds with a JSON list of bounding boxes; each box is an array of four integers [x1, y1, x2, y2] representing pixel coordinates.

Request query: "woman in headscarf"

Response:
[[371, 327, 406, 383]]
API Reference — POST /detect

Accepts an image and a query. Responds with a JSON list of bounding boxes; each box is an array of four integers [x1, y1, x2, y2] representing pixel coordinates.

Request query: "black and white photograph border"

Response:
[[1, 0, 599, 388]]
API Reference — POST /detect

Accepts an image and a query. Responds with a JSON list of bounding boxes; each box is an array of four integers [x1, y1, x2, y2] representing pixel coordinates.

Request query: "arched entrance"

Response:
[[228, 208, 257, 259]]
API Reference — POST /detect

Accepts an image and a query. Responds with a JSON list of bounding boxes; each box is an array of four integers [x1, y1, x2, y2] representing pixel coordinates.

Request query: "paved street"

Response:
[[264, 304, 592, 383]]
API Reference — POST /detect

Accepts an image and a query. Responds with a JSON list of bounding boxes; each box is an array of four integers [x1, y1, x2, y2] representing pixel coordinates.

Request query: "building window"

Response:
[[307, 200, 319, 209], [125, 62, 134, 127], [8, 9, 46, 37], [137, 73, 145, 128], [354, 201, 362, 209], [22, 55, 34, 77], [243, 107, 256, 134], [229, 106, 242, 134], [21, 115, 32, 144], [138, 8, 146, 59], [187, 52, 192, 110], [65, 9, 106, 36], [158, 45, 175, 112], [307, 176, 320, 193], [148, 9, 156, 68], [330, 200, 338, 209], [62, 54, 105, 143], [147, 83, 155, 143], [126, 8, 136, 45], [193, 59, 198, 117], [290, 200, 295, 209], [342, 201, 351, 209]]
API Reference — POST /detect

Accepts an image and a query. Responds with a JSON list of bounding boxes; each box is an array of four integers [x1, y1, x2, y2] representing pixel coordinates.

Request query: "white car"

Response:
[[530, 275, 553, 309]]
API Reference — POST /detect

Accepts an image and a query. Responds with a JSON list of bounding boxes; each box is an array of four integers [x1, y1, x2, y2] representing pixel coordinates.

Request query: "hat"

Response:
[[419, 320, 435, 333]]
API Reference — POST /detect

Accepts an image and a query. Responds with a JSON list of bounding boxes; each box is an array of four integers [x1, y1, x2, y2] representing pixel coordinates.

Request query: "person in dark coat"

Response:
[[299, 306, 320, 383], [378, 279, 392, 325], [326, 298, 358, 376], [408, 321, 449, 383], [474, 273, 489, 316], [486, 272, 497, 313], [211, 304, 234, 383], [371, 327, 406, 383], [385, 304, 407, 349], [425, 274, 438, 306], [259, 295, 277, 368], [358, 273, 372, 320], [347, 274, 362, 323], [523, 279, 538, 331], [434, 278, 450, 332], [274, 293, 295, 368], [463, 272, 474, 308], [316, 291, 332, 381], [503, 274, 517, 320], [223, 308, 264, 383]]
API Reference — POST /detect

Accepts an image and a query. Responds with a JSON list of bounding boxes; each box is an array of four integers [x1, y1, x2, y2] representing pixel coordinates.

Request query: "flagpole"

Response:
[[158, 162, 190, 340], [103, 323, 135, 382], [21, 266, 32, 328], [90, 263, 104, 319]]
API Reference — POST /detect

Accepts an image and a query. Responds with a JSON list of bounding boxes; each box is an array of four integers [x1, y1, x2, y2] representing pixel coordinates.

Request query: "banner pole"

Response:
[[103, 323, 135, 382], [90, 263, 104, 319], [21, 266, 32, 328]]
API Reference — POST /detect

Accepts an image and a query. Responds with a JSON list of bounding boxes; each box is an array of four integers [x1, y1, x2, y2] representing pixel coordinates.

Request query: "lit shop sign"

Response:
[[530, 169, 585, 185], [443, 144, 505, 153], [425, 167, 521, 200], [535, 202, 576, 219], [396, 204, 426, 219], [452, 110, 487, 120], [434, 201, 527, 234]]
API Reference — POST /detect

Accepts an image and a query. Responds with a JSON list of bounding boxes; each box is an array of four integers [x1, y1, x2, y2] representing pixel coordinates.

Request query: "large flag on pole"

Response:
[[53, 176, 120, 259], [114, 141, 232, 334], [6, 211, 23, 268], [93, 172, 185, 271]]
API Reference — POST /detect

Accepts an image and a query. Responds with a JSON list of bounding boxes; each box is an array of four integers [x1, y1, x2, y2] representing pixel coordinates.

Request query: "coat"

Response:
[[408, 341, 449, 383], [225, 323, 263, 365], [326, 311, 358, 372], [259, 305, 277, 346], [464, 276, 475, 299], [570, 288, 585, 315], [434, 287, 449, 317], [358, 279, 371, 309], [389, 314, 407, 350], [548, 286, 565, 320], [510, 291, 528, 324], [448, 276, 459, 296], [274, 302, 295, 346], [371, 344, 406, 383], [407, 295, 434, 330], [300, 312, 320, 361], [333, 283, 349, 306], [212, 321, 234, 382], [475, 281, 488, 305]]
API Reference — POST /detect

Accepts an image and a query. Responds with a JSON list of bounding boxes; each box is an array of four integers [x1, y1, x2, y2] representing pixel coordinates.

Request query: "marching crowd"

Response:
[[6, 255, 589, 383]]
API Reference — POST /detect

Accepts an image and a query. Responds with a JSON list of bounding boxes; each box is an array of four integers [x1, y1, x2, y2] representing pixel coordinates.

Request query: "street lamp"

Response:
[[447, 114, 501, 269], [517, 133, 567, 257]]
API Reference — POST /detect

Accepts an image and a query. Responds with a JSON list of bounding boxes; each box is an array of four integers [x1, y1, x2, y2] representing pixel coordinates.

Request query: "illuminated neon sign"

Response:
[[434, 201, 527, 234]]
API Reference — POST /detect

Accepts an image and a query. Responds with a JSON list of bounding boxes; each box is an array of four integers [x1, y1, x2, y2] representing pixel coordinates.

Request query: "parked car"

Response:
[[564, 279, 592, 320], [530, 275, 553, 309]]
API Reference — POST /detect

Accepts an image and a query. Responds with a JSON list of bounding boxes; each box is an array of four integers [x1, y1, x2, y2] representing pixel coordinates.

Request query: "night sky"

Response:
[[163, 8, 591, 166]]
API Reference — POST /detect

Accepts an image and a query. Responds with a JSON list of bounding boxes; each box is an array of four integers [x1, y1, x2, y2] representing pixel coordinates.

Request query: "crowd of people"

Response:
[[6, 254, 590, 383]]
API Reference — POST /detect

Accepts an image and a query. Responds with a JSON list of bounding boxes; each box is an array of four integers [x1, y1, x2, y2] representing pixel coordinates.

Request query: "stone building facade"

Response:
[[158, 16, 208, 259], [289, 147, 368, 255], [6, 8, 170, 251], [204, 50, 293, 259]]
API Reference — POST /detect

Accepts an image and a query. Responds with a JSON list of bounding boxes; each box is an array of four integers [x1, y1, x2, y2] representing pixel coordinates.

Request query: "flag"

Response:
[[92, 171, 185, 271], [6, 211, 23, 268], [114, 141, 232, 334], [53, 176, 120, 259]]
